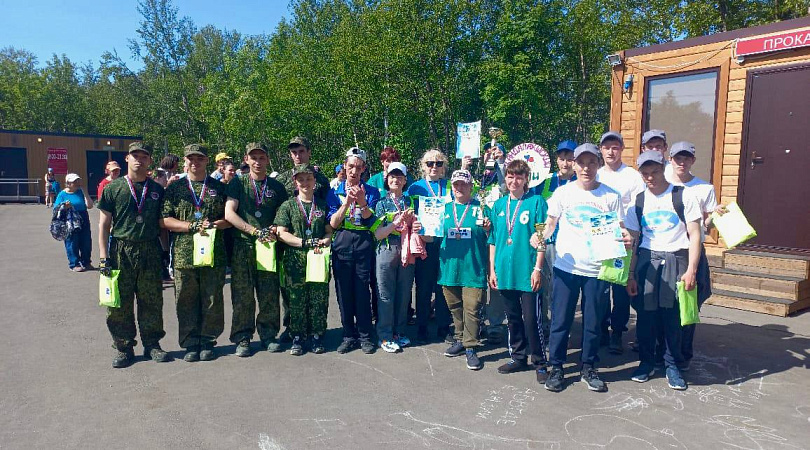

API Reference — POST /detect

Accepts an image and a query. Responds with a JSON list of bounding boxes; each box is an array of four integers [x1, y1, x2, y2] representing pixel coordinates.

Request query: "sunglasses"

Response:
[[426, 161, 444, 168]]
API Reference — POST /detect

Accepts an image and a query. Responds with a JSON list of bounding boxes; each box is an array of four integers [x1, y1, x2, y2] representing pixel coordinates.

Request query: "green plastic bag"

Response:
[[712, 201, 757, 248], [193, 229, 217, 267], [597, 254, 632, 286], [99, 270, 121, 308], [306, 248, 331, 283], [256, 240, 277, 272], [677, 281, 700, 326]]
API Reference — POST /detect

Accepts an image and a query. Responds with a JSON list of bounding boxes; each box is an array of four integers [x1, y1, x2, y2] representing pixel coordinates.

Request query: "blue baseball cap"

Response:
[[557, 140, 577, 153], [335, 164, 343, 174]]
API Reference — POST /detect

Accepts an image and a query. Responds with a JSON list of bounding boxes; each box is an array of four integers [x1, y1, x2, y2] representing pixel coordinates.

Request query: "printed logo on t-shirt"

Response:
[[564, 205, 602, 228], [641, 211, 679, 232]]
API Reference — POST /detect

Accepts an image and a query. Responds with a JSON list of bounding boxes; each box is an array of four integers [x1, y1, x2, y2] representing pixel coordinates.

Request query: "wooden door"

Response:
[[739, 63, 810, 251]]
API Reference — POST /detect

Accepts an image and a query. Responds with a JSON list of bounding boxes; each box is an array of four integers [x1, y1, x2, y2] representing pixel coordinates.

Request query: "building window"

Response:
[[644, 70, 719, 181]]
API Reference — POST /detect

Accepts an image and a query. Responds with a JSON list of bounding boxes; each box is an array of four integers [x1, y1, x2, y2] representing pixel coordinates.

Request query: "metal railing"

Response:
[[0, 178, 42, 203]]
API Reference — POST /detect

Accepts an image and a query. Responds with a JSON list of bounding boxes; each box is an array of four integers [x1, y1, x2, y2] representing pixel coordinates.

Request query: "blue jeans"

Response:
[[548, 268, 607, 367], [375, 243, 414, 341], [64, 210, 92, 269]]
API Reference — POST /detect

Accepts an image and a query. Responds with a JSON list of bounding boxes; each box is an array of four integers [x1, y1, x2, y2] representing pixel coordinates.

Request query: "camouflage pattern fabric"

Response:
[[162, 176, 228, 269], [106, 238, 165, 351], [275, 167, 330, 201], [226, 174, 288, 243], [229, 239, 280, 345], [97, 176, 164, 242], [174, 266, 225, 349]]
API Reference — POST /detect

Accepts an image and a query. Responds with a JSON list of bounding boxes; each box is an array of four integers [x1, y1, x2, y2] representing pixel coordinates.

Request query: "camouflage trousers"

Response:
[[230, 239, 280, 344], [174, 266, 225, 349], [283, 251, 329, 337], [106, 238, 166, 351]]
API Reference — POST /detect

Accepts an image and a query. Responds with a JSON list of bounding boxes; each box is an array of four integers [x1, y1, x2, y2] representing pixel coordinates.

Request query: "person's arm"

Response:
[[98, 210, 112, 260], [531, 246, 544, 292], [319, 224, 334, 247], [225, 197, 258, 236], [488, 244, 498, 289], [681, 221, 702, 291], [81, 188, 94, 209], [625, 230, 641, 296], [276, 226, 305, 248]]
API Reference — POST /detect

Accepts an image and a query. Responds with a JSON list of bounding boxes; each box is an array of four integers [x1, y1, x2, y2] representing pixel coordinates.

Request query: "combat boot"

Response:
[[112, 348, 134, 368]]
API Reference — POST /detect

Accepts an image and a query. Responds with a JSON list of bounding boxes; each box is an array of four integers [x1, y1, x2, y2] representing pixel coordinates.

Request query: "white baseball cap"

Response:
[[65, 173, 80, 183], [386, 161, 407, 177]]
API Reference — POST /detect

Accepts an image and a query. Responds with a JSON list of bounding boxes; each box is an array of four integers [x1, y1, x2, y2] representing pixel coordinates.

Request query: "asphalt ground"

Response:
[[1, 203, 808, 449]]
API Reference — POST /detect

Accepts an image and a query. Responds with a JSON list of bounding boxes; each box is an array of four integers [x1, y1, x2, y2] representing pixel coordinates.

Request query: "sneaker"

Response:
[[535, 365, 549, 384], [360, 339, 376, 354], [666, 366, 687, 390], [631, 365, 655, 383], [379, 339, 401, 353], [438, 327, 453, 344], [278, 329, 293, 343], [416, 327, 429, 345], [72, 266, 85, 273], [83, 263, 95, 270], [444, 341, 465, 357], [183, 347, 200, 362], [395, 334, 411, 348], [199, 343, 216, 361], [310, 334, 325, 354], [608, 332, 624, 354], [144, 346, 170, 362], [235, 339, 252, 357], [290, 336, 304, 356], [466, 349, 483, 370], [544, 366, 564, 392], [337, 338, 356, 354], [265, 338, 282, 353], [497, 359, 529, 374], [112, 348, 134, 368], [580, 366, 608, 392]]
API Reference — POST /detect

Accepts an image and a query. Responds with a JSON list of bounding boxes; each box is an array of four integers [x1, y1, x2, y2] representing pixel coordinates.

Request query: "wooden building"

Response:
[[609, 16, 810, 316], [0, 130, 141, 200]]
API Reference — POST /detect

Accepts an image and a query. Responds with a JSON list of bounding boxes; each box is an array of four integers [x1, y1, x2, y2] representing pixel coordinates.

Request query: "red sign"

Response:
[[736, 28, 810, 57], [47, 148, 68, 174]]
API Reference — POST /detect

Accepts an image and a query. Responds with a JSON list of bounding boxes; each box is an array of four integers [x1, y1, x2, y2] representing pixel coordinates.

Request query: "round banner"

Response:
[[505, 143, 551, 188]]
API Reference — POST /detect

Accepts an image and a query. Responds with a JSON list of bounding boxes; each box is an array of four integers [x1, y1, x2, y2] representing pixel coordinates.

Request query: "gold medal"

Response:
[[507, 238, 512, 245]]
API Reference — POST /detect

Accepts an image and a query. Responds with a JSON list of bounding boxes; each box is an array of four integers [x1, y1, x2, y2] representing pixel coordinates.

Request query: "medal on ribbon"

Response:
[[505, 194, 525, 245], [125, 175, 148, 224], [296, 197, 317, 238], [252, 176, 268, 218], [187, 176, 208, 219], [452, 200, 471, 240]]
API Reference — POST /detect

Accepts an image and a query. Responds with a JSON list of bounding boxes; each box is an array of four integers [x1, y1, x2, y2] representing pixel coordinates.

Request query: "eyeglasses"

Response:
[[426, 161, 444, 168]]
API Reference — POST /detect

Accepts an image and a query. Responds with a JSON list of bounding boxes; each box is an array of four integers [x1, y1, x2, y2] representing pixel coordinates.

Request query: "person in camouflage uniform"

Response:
[[160, 144, 230, 362], [224, 142, 289, 357], [97, 142, 170, 368], [272, 136, 330, 343], [274, 164, 333, 355]]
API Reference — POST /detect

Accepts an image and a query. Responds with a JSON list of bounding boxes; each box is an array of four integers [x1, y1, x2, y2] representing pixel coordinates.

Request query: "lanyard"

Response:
[[389, 193, 405, 213], [296, 197, 316, 229], [505, 194, 525, 239], [424, 179, 443, 198], [251, 176, 268, 209], [186, 177, 207, 213], [124, 175, 148, 214], [453, 201, 472, 229]]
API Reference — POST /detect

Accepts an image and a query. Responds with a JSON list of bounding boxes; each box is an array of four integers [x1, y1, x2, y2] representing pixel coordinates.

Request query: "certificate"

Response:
[[418, 196, 448, 237], [587, 211, 627, 262]]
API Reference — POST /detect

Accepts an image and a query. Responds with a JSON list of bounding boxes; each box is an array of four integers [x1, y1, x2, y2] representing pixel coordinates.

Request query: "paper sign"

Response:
[[587, 211, 627, 262], [456, 121, 481, 159], [711, 201, 757, 248], [418, 196, 448, 237], [47, 148, 68, 175], [505, 143, 551, 188]]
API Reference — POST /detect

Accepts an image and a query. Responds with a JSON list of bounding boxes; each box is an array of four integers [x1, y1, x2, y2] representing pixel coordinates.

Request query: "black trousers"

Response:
[[414, 240, 451, 330], [500, 289, 546, 365], [332, 230, 374, 341]]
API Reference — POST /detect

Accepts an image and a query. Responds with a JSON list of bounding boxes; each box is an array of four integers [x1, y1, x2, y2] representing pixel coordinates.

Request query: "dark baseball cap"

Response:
[[557, 140, 578, 152], [183, 144, 208, 157], [245, 142, 268, 154], [128, 141, 151, 156], [292, 164, 316, 177], [288, 136, 310, 149], [642, 129, 667, 145], [669, 141, 696, 158], [637, 150, 665, 167], [599, 131, 624, 146], [574, 143, 600, 159]]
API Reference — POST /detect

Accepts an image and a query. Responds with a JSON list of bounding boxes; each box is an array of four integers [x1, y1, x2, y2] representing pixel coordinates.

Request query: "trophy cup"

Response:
[[486, 127, 503, 171], [534, 223, 547, 251]]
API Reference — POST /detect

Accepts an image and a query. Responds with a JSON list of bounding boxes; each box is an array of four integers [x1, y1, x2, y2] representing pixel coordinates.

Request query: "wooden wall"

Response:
[[609, 26, 810, 246], [0, 132, 139, 194]]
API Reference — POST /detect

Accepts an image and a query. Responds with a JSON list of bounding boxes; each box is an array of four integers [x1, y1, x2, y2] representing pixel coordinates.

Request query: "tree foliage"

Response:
[[0, 0, 806, 173]]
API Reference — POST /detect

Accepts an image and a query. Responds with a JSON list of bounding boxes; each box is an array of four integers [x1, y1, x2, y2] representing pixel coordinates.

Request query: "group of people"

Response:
[[85, 130, 719, 394]]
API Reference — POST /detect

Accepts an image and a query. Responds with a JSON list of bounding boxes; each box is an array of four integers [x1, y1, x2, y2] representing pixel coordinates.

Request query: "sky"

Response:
[[0, 0, 291, 70]]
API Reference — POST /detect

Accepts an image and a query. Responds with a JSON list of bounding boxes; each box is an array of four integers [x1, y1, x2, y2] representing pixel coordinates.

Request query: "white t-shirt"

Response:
[[547, 182, 624, 277], [623, 184, 702, 252], [597, 164, 646, 214], [671, 175, 718, 242]]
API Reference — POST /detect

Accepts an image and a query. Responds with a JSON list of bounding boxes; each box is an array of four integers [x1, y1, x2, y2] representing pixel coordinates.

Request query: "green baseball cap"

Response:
[[128, 141, 151, 156], [184, 143, 208, 157], [292, 164, 316, 178], [288, 136, 310, 149], [245, 142, 268, 154]]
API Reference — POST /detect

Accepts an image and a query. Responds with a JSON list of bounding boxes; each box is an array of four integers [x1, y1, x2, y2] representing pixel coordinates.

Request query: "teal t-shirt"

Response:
[[438, 199, 489, 289], [487, 193, 548, 292]]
